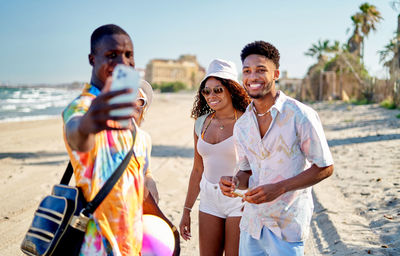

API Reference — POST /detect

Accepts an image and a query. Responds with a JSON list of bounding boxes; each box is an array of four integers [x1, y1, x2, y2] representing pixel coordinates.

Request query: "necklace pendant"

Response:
[[220, 125, 224, 130]]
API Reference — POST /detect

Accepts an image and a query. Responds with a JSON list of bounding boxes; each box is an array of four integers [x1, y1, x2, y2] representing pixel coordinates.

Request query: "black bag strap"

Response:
[[60, 162, 74, 185], [60, 127, 138, 216]]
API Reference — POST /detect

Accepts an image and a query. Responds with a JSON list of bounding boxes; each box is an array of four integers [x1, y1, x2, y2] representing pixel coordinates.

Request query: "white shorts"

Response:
[[199, 175, 244, 218]]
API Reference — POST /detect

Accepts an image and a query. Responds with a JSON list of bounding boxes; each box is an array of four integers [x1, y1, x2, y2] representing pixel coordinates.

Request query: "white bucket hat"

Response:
[[200, 58, 239, 85], [138, 79, 153, 110]]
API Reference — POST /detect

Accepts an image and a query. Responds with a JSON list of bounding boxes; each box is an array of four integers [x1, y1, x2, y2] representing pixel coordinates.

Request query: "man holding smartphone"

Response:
[[63, 24, 180, 255]]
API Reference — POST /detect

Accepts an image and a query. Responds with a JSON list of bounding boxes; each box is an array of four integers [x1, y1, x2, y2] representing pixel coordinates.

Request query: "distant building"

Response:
[[276, 71, 302, 97], [145, 55, 205, 89]]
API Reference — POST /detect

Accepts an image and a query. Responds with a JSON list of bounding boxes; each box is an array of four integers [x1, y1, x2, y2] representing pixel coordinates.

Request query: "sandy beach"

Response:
[[0, 92, 399, 255]]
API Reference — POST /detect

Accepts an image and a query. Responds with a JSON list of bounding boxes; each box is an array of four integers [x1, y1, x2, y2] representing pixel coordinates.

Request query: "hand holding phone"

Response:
[[109, 65, 141, 127]]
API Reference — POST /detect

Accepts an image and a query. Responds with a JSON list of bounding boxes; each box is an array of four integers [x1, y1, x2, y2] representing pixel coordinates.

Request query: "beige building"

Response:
[[276, 71, 302, 98], [145, 55, 205, 89]]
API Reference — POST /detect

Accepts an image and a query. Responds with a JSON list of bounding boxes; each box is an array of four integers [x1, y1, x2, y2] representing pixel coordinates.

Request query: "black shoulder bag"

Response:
[[21, 130, 137, 256]]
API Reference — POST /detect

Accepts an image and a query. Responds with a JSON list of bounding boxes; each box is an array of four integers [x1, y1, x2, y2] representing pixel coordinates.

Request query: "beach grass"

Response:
[[380, 99, 397, 110], [350, 98, 371, 105]]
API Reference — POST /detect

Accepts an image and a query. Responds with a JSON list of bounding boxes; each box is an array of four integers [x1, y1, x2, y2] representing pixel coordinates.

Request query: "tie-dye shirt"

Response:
[[234, 91, 333, 242], [136, 128, 152, 177], [62, 83, 146, 256]]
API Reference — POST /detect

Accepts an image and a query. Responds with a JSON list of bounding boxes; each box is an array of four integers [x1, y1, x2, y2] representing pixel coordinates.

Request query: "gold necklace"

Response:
[[215, 110, 238, 130], [202, 110, 238, 139]]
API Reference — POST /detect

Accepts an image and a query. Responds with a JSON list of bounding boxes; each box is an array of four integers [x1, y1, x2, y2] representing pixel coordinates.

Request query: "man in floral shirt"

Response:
[[220, 41, 334, 256], [63, 24, 179, 255]]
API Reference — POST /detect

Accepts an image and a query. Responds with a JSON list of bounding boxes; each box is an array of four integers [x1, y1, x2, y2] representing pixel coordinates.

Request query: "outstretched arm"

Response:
[[65, 78, 138, 152]]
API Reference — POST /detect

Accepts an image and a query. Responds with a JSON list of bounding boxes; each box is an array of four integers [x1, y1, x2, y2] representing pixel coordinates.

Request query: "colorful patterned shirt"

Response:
[[62, 83, 145, 255], [234, 91, 333, 242], [136, 128, 152, 177]]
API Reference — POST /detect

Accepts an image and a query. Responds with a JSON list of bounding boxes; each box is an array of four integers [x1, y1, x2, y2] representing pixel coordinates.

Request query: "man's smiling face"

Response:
[[242, 54, 279, 99]]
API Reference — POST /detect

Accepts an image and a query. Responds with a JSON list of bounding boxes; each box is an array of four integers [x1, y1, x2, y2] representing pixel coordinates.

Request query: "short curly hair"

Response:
[[91, 24, 130, 54], [240, 41, 280, 68], [191, 77, 250, 119]]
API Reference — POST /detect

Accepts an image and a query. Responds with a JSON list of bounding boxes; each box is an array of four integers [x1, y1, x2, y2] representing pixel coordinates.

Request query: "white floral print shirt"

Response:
[[234, 91, 333, 242]]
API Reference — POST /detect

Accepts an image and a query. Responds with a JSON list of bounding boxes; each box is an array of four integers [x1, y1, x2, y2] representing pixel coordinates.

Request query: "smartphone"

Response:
[[109, 65, 140, 127]]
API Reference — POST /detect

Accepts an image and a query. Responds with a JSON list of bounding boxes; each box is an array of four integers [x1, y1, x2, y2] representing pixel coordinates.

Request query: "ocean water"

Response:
[[0, 86, 82, 123]]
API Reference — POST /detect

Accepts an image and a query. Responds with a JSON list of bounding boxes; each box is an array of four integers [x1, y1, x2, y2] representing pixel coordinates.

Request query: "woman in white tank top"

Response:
[[179, 59, 250, 256]]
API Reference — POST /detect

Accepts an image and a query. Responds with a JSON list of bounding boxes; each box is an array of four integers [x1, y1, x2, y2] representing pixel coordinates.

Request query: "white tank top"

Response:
[[195, 114, 237, 184]]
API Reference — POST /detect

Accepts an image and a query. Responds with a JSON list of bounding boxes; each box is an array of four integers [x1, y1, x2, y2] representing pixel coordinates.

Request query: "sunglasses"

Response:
[[135, 97, 147, 108], [201, 87, 224, 96]]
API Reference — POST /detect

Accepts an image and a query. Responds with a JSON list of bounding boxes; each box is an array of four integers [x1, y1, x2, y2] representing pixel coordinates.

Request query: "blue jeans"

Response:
[[239, 226, 304, 256]]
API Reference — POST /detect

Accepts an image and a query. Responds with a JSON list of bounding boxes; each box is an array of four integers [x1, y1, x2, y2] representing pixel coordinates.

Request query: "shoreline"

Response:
[[0, 115, 60, 124]]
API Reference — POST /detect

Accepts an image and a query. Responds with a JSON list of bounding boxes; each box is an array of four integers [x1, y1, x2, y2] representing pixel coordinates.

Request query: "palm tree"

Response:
[[304, 40, 346, 100], [347, 14, 363, 57], [388, 1, 400, 73], [381, 1, 400, 106], [359, 3, 382, 36], [378, 37, 397, 69], [304, 39, 331, 61], [317, 39, 372, 101], [348, 3, 383, 62], [329, 40, 342, 53]]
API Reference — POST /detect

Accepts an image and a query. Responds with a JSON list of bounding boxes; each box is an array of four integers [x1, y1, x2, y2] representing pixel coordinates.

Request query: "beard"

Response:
[[245, 80, 273, 99]]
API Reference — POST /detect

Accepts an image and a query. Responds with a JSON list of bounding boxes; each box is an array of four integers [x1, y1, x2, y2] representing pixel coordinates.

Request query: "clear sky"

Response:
[[0, 0, 397, 85]]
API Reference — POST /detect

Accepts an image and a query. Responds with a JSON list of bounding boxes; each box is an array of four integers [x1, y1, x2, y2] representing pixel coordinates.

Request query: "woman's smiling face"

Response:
[[202, 77, 232, 111]]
